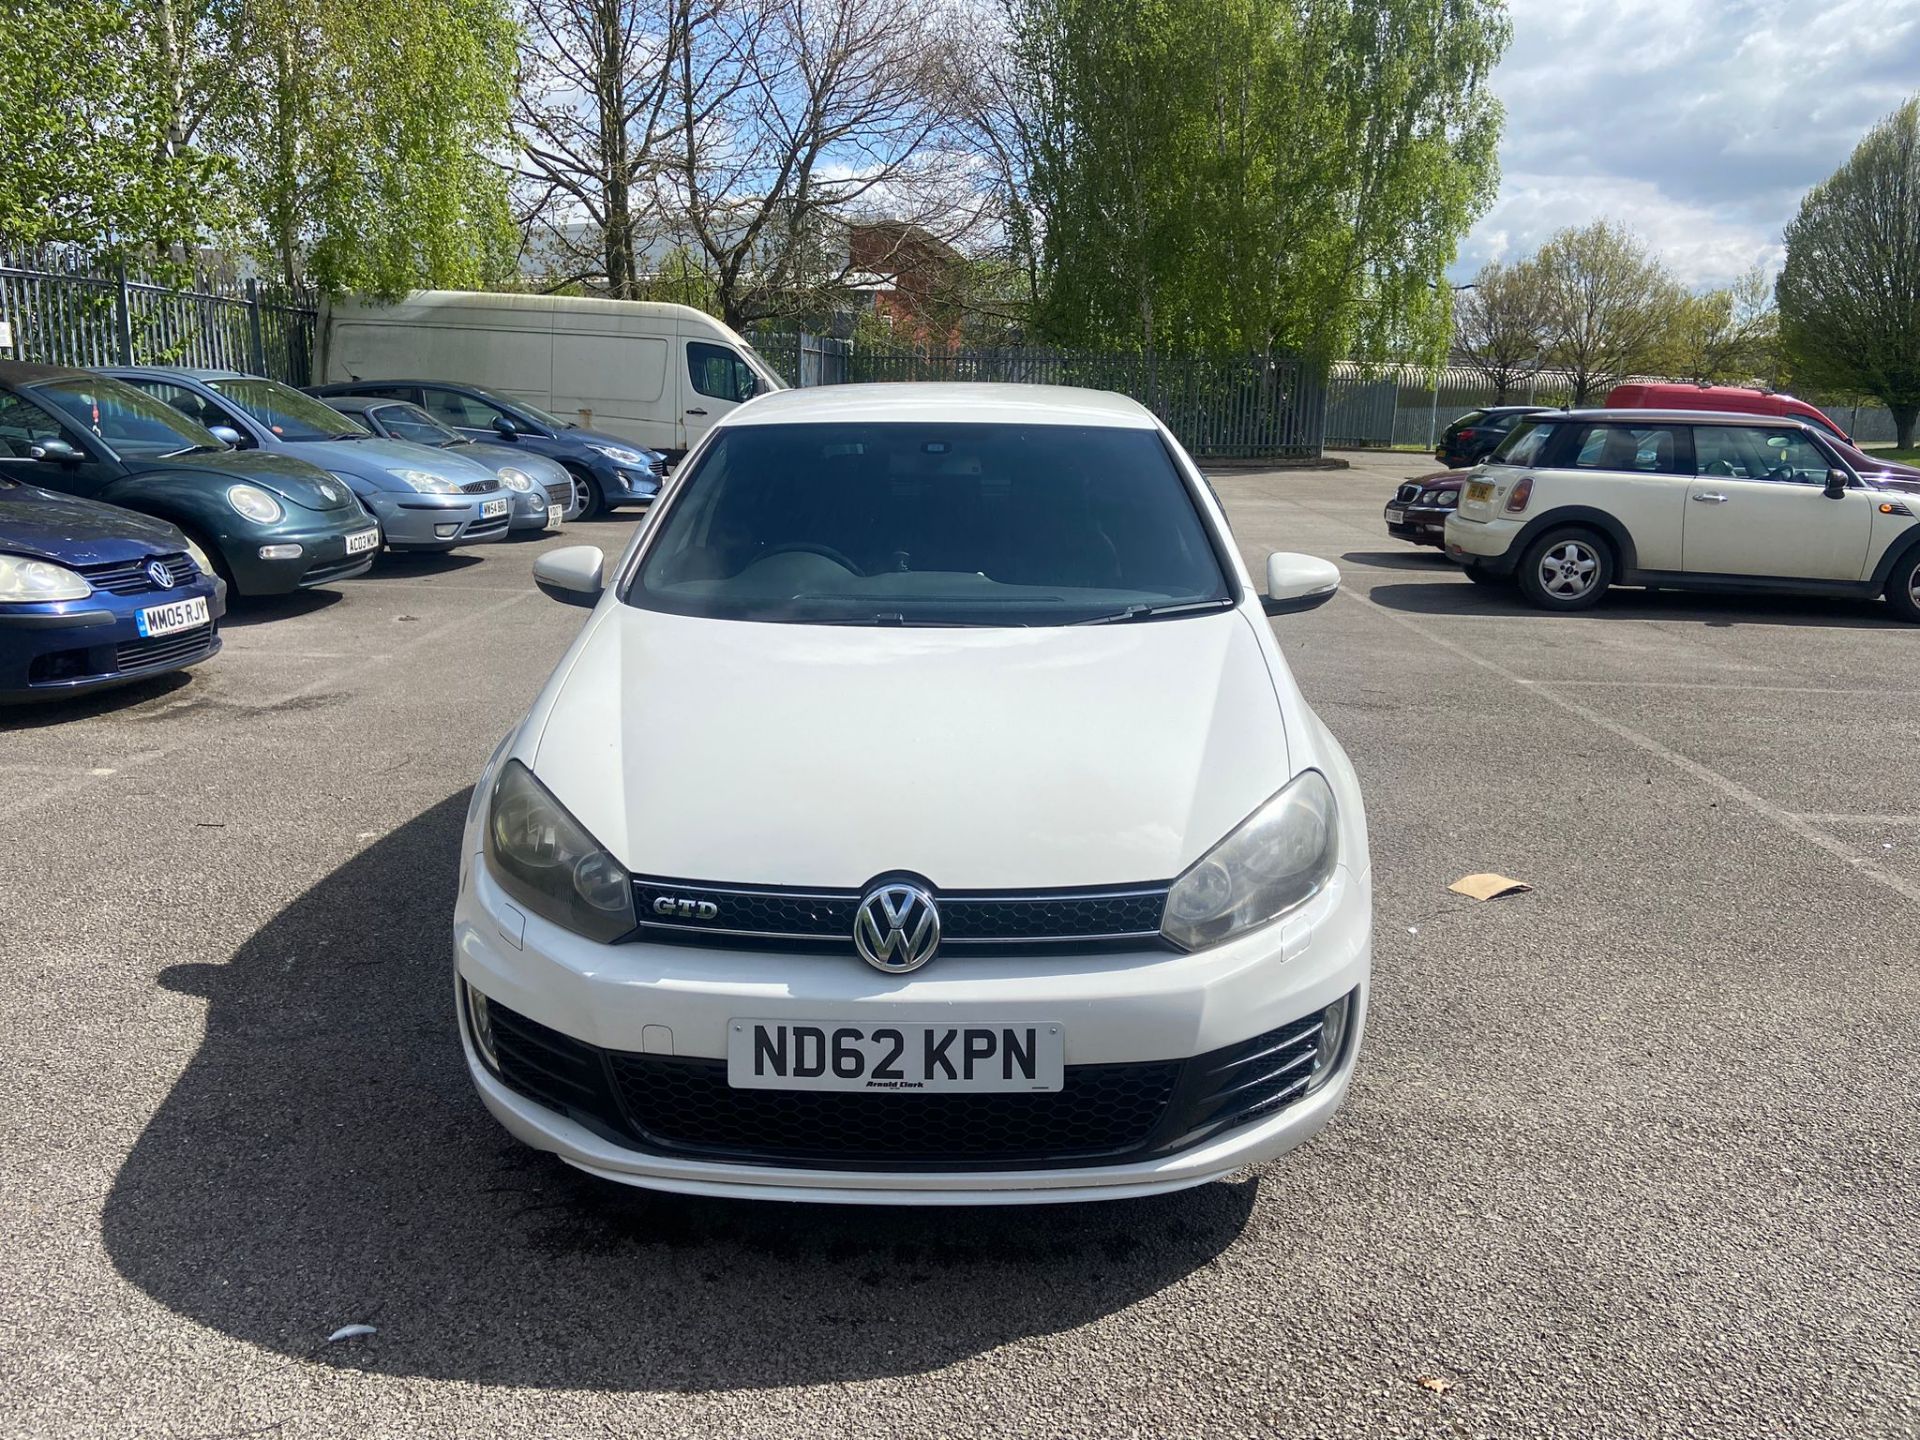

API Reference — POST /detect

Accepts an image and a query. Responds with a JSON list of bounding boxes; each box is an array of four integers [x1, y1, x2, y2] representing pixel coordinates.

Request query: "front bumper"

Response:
[[452, 838, 1371, 1204], [223, 518, 380, 594], [0, 576, 227, 699], [592, 461, 661, 507], [363, 491, 511, 550], [1385, 501, 1454, 547], [507, 484, 567, 531]]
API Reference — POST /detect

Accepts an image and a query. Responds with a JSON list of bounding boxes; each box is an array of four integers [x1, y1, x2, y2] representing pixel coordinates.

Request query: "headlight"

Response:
[[0, 553, 92, 602], [497, 467, 535, 492], [1161, 770, 1338, 950], [226, 484, 283, 524], [181, 538, 215, 576], [587, 441, 647, 467], [1421, 489, 1457, 506], [390, 469, 461, 494], [484, 760, 635, 942]]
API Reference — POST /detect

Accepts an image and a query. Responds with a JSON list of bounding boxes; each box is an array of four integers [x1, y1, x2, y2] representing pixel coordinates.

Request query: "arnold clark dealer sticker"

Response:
[[727, 1019, 1065, 1093]]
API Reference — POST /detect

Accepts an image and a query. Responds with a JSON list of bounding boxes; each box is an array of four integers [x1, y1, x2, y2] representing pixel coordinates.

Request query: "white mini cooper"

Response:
[[1445, 409, 1920, 619], [452, 383, 1372, 1204]]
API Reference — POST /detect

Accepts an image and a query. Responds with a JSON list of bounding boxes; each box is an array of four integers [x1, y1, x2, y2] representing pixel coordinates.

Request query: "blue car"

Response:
[[305, 380, 663, 520], [0, 477, 225, 701]]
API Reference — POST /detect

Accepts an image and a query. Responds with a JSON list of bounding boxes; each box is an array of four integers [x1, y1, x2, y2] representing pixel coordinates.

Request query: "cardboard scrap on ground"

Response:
[[1449, 872, 1532, 902]]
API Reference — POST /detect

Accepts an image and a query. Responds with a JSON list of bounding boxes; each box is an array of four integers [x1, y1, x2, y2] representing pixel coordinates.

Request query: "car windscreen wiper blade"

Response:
[[1071, 597, 1235, 625]]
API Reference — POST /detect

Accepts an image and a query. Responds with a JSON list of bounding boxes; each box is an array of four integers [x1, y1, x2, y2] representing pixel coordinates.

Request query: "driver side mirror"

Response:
[[491, 415, 519, 439], [1263, 552, 1340, 616], [532, 545, 605, 608], [28, 438, 80, 466], [1824, 468, 1849, 499], [207, 424, 243, 447]]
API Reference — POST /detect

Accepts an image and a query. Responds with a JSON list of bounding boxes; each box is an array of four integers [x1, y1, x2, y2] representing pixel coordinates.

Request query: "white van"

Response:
[[314, 291, 786, 456]]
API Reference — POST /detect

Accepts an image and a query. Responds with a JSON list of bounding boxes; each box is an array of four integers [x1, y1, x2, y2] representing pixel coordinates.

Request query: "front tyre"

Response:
[[1884, 547, 1920, 622], [569, 468, 606, 521], [1517, 527, 1613, 612]]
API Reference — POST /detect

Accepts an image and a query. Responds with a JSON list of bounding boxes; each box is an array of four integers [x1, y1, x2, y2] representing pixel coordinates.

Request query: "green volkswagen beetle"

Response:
[[0, 361, 380, 596]]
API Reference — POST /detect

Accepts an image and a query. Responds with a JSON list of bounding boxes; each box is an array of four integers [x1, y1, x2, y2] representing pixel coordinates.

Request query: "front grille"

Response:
[[630, 877, 1170, 952], [460, 479, 500, 495], [1394, 482, 1422, 504], [300, 554, 374, 587], [467, 514, 511, 538], [114, 624, 215, 673], [77, 552, 198, 595], [479, 994, 1351, 1173], [544, 482, 570, 504]]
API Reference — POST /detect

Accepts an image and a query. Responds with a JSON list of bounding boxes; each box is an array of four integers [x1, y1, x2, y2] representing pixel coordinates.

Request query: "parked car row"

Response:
[[0, 359, 666, 702], [1384, 388, 1920, 620]]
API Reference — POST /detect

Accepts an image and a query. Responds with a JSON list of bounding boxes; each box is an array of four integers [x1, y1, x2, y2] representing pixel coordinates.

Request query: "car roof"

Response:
[[316, 379, 493, 394], [102, 366, 249, 382], [1529, 407, 1826, 431], [718, 383, 1159, 430], [0, 359, 92, 386]]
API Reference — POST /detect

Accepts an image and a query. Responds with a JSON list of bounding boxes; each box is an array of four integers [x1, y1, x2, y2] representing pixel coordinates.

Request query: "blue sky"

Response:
[[1453, 0, 1920, 288]]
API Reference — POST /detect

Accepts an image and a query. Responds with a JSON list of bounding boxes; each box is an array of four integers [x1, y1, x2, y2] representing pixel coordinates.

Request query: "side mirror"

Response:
[[1824, 468, 1849, 499], [491, 415, 519, 439], [1262, 552, 1340, 616], [532, 545, 605, 608], [28, 438, 80, 466], [207, 424, 243, 447]]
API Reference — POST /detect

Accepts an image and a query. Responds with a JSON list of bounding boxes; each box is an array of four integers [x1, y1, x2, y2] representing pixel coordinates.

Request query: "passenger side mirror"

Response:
[[1263, 552, 1340, 616], [28, 438, 79, 466], [1824, 468, 1849, 499], [491, 415, 519, 439], [207, 424, 243, 447], [532, 545, 605, 608]]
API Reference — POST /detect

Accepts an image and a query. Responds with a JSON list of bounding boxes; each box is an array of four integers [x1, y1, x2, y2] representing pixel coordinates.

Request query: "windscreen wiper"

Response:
[[1072, 598, 1235, 625]]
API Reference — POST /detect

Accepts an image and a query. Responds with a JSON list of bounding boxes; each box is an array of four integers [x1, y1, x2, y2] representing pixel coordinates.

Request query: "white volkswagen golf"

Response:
[[452, 384, 1372, 1204]]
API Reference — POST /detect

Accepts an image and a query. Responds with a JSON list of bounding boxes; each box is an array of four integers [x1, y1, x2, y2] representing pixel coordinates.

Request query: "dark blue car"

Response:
[[305, 380, 663, 520], [0, 478, 224, 701]]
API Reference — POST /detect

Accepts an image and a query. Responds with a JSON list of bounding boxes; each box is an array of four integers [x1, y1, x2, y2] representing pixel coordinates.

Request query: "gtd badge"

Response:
[[653, 895, 719, 921]]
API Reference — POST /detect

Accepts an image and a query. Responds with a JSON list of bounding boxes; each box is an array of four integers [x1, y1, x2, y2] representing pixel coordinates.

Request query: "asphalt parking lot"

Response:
[[4, 450, 1918, 1439]]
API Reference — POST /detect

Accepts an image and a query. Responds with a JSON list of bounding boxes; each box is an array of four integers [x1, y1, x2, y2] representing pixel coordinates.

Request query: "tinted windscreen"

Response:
[[1488, 419, 1556, 467], [370, 403, 459, 446], [210, 378, 365, 441], [628, 423, 1231, 626], [34, 378, 221, 457]]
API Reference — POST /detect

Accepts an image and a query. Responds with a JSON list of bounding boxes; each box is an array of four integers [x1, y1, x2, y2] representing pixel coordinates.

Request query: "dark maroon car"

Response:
[[1385, 471, 1463, 547], [1833, 436, 1920, 494]]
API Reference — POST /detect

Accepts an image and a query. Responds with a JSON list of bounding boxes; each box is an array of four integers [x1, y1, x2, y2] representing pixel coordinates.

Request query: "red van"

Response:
[[1605, 382, 1848, 440]]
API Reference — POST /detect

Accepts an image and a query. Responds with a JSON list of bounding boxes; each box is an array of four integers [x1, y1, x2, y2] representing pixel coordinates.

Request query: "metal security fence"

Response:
[[0, 249, 318, 384], [1326, 361, 1903, 450], [844, 345, 1326, 459]]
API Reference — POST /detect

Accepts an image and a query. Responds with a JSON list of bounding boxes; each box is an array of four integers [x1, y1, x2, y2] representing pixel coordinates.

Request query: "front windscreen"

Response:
[[371, 403, 459, 447], [34, 378, 221, 458], [626, 422, 1232, 627], [210, 378, 365, 441]]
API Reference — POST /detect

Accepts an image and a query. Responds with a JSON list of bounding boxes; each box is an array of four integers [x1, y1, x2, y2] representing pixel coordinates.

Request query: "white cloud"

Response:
[[1455, 0, 1920, 289]]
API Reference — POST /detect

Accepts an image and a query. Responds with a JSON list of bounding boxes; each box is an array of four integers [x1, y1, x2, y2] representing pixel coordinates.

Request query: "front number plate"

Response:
[[727, 1019, 1065, 1093], [1466, 480, 1494, 502], [1385, 505, 1407, 523], [546, 503, 563, 527], [481, 498, 510, 518], [135, 595, 209, 638], [345, 527, 381, 555]]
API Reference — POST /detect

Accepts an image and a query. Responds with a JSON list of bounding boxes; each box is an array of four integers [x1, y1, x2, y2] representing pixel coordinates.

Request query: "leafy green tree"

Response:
[[1452, 259, 1546, 401], [1534, 221, 1683, 405], [1662, 267, 1779, 385], [1778, 97, 1920, 449], [1007, 0, 1508, 364], [0, 0, 238, 253]]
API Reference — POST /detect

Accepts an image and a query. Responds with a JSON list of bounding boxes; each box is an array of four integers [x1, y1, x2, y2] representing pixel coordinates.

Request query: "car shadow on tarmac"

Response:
[[102, 793, 1253, 1389], [1339, 549, 1456, 572], [219, 589, 344, 629], [1365, 579, 1909, 629]]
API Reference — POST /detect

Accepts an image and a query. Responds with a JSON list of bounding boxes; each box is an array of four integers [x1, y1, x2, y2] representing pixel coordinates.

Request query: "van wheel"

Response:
[[1885, 548, 1920, 622], [1517, 527, 1613, 612], [569, 469, 605, 521]]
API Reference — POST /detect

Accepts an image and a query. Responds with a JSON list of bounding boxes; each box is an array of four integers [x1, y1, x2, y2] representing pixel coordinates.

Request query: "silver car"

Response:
[[317, 395, 577, 532], [103, 368, 511, 553]]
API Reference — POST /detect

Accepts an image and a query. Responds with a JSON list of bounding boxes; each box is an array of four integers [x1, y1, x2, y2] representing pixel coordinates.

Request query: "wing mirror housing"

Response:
[[207, 424, 244, 447], [532, 545, 605, 608], [1824, 468, 1849, 499], [28, 438, 80, 466], [491, 415, 520, 439], [1263, 552, 1340, 616]]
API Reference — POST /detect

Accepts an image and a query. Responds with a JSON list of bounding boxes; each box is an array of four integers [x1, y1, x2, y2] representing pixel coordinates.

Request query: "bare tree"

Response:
[[1664, 266, 1779, 384], [512, 0, 710, 296], [1535, 221, 1683, 406], [1452, 260, 1546, 402], [658, 0, 986, 329]]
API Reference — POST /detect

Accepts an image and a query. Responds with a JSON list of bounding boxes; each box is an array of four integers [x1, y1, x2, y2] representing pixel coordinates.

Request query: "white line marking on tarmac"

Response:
[[1530, 679, 1920, 696]]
